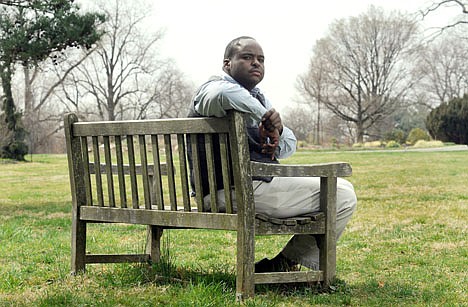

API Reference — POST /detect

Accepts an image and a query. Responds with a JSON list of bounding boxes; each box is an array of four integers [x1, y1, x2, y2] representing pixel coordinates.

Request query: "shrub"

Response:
[[364, 141, 383, 148], [297, 140, 308, 148], [386, 140, 401, 148], [426, 94, 468, 144], [407, 128, 430, 145], [352, 143, 363, 148], [383, 128, 406, 144], [413, 140, 444, 148], [0, 113, 29, 161]]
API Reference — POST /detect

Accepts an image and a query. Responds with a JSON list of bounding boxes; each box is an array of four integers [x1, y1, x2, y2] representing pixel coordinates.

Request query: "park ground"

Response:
[[0, 148, 467, 306]]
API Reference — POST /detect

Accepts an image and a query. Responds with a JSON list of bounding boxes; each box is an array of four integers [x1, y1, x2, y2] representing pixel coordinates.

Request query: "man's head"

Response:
[[223, 36, 264, 91]]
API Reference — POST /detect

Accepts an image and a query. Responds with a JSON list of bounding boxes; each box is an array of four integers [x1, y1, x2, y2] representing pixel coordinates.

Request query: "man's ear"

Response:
[[223, 58, 230, 72]]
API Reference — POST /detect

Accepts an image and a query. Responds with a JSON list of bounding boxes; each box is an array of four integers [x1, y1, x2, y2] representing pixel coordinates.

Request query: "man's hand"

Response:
[[262, 108, 283, 135], [259, 123, 280, 160]]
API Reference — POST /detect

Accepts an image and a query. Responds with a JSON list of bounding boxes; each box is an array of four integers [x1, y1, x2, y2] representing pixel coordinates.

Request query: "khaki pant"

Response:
[[204, 177, 357, 269]]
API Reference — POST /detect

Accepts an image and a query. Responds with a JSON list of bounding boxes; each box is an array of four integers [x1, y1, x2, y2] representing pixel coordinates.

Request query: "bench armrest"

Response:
[[250, 161, 352, 178]]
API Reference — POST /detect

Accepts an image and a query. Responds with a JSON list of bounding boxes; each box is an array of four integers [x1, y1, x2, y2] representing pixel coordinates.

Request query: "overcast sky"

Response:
[[150, 1, 458, 112]]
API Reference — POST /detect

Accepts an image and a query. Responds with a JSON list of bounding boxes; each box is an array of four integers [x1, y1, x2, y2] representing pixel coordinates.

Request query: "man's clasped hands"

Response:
[[259, 108, 283, 159]]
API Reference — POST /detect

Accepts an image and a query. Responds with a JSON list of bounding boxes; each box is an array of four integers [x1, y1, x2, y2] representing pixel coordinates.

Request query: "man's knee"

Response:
[[337, 179, 357, 214]]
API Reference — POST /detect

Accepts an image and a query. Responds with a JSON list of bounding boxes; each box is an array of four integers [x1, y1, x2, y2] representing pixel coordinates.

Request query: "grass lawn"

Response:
[[0, 150, 467, 306]]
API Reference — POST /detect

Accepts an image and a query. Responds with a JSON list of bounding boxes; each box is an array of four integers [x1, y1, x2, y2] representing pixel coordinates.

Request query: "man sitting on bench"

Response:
[[187, 36, 357, 273]]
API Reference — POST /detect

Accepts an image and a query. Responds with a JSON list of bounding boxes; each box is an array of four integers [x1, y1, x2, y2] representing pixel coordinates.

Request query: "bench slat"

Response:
[[190, 135, 204, 212], [151, 135, 164, 210], [92, 136, 104, 207], [72, 117, 230, 136], [205, 134, 218, 213], [103, 136, 115, 207], [254, 271, 323, 284], [164, 135, 177, 211], [219, 133, 233, 214], [250, 161, 352, 177], [115, 136, 127, 208], [127, 135, 139, 209], [80, 206, 238, 230], [177, 134, 191, 212], [139, 136, 151, 210], [85, 254, 150, 264], [81, 136, 93, 206]]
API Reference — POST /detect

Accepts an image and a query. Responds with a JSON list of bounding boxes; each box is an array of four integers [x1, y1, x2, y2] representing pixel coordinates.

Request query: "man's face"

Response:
[[223, 39, 265, 90]]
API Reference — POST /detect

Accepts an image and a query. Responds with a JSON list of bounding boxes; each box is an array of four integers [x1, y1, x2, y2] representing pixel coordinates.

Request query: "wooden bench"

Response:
[[64, 111, 352, 300]]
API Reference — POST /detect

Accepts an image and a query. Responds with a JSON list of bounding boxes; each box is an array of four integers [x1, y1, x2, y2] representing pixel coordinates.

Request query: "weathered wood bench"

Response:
[[64, 111, 352, 300]]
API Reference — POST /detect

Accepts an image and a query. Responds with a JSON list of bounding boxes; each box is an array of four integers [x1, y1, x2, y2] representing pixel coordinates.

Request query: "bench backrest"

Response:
[[64, 111, 253, 217]]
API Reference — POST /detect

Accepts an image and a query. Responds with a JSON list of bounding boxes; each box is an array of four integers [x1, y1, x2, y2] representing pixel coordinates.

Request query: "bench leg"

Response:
[[236, 225, 255, 301], [71, 219, 87, 273], [317, 233, 336, 287], [319, 176, 337, 287], [146, 226, 164, 263]]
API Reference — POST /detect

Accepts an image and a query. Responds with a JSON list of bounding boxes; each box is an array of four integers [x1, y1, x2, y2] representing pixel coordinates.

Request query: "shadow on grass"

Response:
[[142, 263, 423, 303], [38, 262, 425, 306], [97, 260, 354, 298], [112, 260, 237, 289]]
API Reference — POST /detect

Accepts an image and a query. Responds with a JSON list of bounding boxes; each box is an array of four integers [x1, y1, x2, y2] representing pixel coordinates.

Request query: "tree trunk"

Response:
[[23, 64, 34, 113], [0, 63, 29, 160], [107, 87, 115, 121], [1, 64, 16, 130], [356, 121, 364, 143], [316, 99, 321, 145]]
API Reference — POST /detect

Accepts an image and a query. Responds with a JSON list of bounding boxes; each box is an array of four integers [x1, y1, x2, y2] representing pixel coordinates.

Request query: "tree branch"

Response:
[[33, 48, 96, 112]]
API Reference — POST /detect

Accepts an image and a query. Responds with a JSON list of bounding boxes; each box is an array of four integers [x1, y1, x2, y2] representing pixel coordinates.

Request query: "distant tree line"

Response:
[[1, 1, 467, 160], [287, 2, 468, 146]]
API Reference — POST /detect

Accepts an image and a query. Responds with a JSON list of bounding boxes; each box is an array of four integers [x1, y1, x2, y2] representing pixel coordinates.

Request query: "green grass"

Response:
[[1, 151, 467, 306]]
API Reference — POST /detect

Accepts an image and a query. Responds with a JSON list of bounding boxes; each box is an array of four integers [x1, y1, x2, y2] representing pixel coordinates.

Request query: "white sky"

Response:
[[153, 0, 464, 111], [151, 0, 458, 112], [148, 0, 458, 111]]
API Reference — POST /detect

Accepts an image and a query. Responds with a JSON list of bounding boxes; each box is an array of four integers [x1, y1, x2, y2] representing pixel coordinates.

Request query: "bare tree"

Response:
[[421, 0, 468, 30], [416, 34, 468, 108], [131, 63, 193, 120], [298, 6, 419, 143], [61, 0, 192, 121], [296, 56, 330, 145], [0, 0, 34, 7], [282, 105, 317, 143], [22, 49, 95, 116], [10, 48, 97, 154]]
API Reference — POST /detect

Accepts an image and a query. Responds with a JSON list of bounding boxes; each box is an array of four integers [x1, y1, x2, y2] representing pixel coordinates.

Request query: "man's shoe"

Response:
[[255, 253, 298, 273], [255, 258, 274, 273]]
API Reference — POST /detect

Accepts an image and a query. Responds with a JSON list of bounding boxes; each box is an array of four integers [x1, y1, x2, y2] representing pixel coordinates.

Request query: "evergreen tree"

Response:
[[0, 0, 104, 160], [426, 94, 468, 145]]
